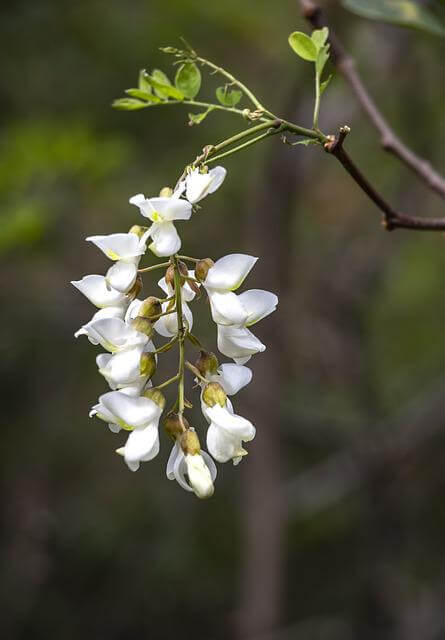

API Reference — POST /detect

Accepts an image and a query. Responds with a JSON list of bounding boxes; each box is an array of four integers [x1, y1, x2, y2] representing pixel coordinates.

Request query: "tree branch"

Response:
[[325, 127, 445, 231], [299, 0, 445, 199]]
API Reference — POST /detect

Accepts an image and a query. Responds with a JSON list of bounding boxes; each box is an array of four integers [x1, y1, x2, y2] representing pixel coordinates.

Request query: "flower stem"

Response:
[[155, 373, 180, 390], [173, 255, 186, 414], [177, 255, 201, 263], [138, 261, 170, 273]]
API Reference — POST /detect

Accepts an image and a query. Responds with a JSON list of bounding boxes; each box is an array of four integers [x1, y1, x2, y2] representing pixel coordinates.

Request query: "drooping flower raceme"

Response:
[[72, 165, 278, 498]]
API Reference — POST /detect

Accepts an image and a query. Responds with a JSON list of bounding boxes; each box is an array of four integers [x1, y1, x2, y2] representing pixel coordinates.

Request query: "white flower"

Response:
[[202, 254, 257, 325], [116, 422, 160, 472], [75, 317, 148, 352], [202, 391, 255, 465], [157, 271, 197, 302], [98, 389, 163, 432], [129, 193, 192, 257], [181, 166, 227, 204], [208, 363, 252, 395], [154, 301, 193, 337], [71, 275, 128, 308], [217, 325, 265, 364], [96, 342, 155, 389], [105, 260, 138, 293], [90, 384, 145, 433], [74, 305, 126, 339], [86, 231, 150, 262], [166, 441, 216, 498]]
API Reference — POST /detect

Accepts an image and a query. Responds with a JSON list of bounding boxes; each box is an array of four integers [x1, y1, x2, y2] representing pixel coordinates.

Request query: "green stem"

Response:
[[173, 256, 186, 414], [138, 261, 170, 273], [177, 255, 201, 263], [313, 69, 321, 131], [195, 55, 266, 112], [150, 336, 178, 355], [207, 129, 281, 164], [155, 373, 180, 390]]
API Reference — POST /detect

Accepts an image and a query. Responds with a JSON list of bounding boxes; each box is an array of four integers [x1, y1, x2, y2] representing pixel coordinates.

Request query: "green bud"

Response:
[[195, 258, 214, 282], [195, 350, 218, 376], [143, 388, 166, 409], [138, 296, 162, 319], [180, 429, 201, 455], [164, 413, 189, 441], [131, 316, 154, 339], [129, 224, 149, 238], [202, 382, 227, 408], [140, 352, 156, 379], [159, 186, 173, 198]]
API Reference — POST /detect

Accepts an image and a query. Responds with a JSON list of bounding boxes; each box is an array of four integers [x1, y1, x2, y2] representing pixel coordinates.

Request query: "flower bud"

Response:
[[127, 275, 143, 300], [184, 450, 214, 499], [179, 429, 201, 455], [131, 316, 154, 339], [140, 352, 156, 378], [143, 388, 166, 409], [159, 186, 173, 198], [165, 260, 188, 289], [202, 382, 227, 408], [138, 296, 162, 319], [128, 224, 149, 238], [164, 413, 189, 441], [195, 350, 218, 377], [195, 258, 214, 282]]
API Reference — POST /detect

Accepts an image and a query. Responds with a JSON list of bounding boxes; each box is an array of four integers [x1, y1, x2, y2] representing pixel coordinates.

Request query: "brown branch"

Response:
[[325, 127, 445, 231], [299, 0, 445, 199]]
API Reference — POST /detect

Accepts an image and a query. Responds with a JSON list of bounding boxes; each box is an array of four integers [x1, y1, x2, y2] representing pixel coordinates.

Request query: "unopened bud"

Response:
[[184, 450, 214, 499], [164, 413, 189, 440], [138, 296, 162, 319], [179, 429, 201, 455], [159, 186, 173, 198], [202, 382, 227, 408], [131, 316, 154, 339], [143, 388, 166, 409], [195, 258, 214, 282], [195, 350, 218, 376], [165, 260, 188, 289], [129, 224, 149, 238], [140, 352, 156, 378]]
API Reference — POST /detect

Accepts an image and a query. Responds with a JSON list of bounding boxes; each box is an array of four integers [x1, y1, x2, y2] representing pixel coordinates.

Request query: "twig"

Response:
[[299, 0, 445, 199], [325, 127, 445, 230]]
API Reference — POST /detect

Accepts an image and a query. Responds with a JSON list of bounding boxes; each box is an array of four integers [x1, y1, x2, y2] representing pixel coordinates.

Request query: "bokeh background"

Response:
[[2, 1, 445, 638]]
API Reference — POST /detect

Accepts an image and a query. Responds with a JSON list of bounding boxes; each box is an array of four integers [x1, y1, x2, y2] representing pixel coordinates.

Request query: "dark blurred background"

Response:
[[2, 1, 445, 638]]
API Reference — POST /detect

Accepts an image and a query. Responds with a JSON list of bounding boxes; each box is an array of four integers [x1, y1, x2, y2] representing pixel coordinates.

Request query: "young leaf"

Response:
[[295, 138, 319, 146], [315, 45, 330, 79], [311, 27, 329, 50], [145, 72, 184, 101], [288, 31, 318, 61], [175, 63, 201, 99], [341, 0, 445, 37], [320, 74, 333, 96], [138, 69, 152, 93], [125, 88, 161, 102], [112, 98, 150, 111], [215, 86, 243, 107], [188, 106, 215, 126]]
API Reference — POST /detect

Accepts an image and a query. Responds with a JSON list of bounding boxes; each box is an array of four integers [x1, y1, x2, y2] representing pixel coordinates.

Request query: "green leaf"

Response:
[[125, 89, 161, 102], [138, 69, 152, 93], [288, 31, 318, 61], [215, 86, 243, 107], [311, 27, 329, 50], [175, 62, 201, 99], [341, 0, 445, 37], [144, 72, 184, 101], [188, 106, 215, 126], [315, 44, 330, 78], [112, 98, 150, 111], [320, 73, 333, 96]]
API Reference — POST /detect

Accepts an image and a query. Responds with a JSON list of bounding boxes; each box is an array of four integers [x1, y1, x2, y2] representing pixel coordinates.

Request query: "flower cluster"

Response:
[[72, 166, 278, 498]]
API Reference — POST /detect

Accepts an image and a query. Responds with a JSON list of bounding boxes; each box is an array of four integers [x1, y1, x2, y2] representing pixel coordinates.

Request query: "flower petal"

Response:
[[217, 325, 265, 363], [83, 317, 148, 352], [149, 222, 181, 257], [206, 424, 247, 463], [204, 254, 257, 291], [208, 290, 248, 326], [100, 390, 160, 429], [86, 233, 144, 261], [154, 301, 193, 338], [237, 289, 278, 326], [214, 363, 252, 395], [123, 423, 159, 466], [74, 305, 126, 338], [206, 404, 255, 440], [71, 275, 127, 308], [106, 261, 138, 293]]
